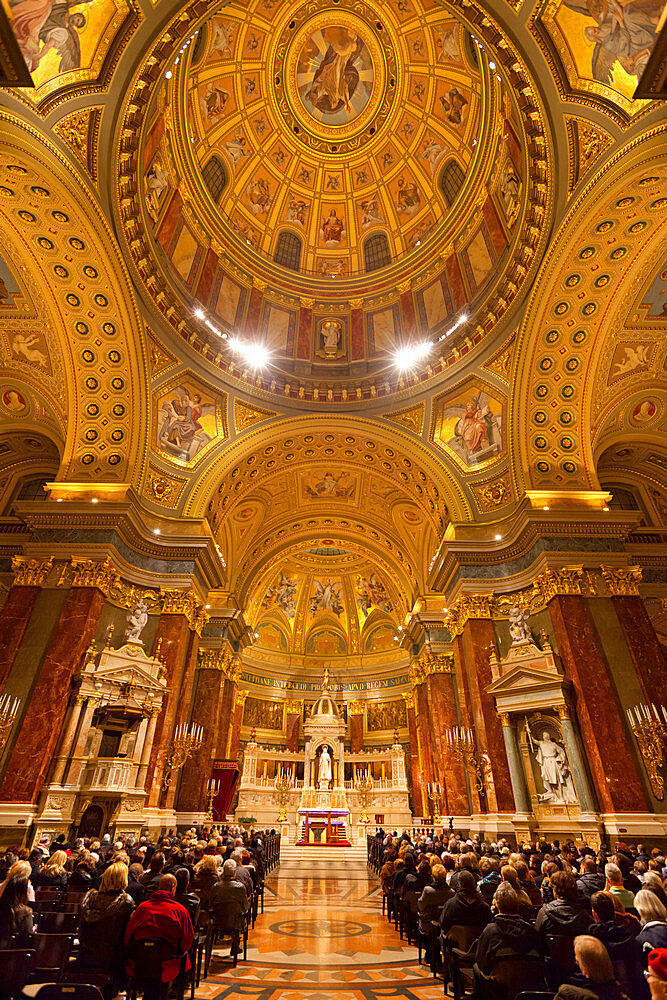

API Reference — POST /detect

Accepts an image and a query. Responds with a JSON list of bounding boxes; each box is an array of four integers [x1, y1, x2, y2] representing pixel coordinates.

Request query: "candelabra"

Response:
[[447, 726, 486, 796], [162, 723, 204, 790], [426, 782, 442, 823], [275, 765, 294, 822], [627, 703, 667, 801], [0, 694, 20, 756], [205, 777, 220, 823], [355, 769, 374, 823]]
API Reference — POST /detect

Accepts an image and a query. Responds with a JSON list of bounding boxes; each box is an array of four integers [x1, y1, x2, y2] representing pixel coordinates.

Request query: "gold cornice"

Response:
[[11, 555, 53, 587], [160, 587, 209, 634]]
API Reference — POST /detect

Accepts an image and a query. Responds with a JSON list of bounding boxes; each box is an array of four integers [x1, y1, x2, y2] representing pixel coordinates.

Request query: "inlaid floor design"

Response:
[[198, 859, 442, 999]]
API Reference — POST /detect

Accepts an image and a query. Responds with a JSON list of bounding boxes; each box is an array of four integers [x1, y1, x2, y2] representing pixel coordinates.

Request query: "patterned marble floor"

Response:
[[197, 858, 443, 1000]]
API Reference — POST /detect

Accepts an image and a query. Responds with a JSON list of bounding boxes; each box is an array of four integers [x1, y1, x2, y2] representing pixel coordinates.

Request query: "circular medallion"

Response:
[[296, 26, 375, 126]]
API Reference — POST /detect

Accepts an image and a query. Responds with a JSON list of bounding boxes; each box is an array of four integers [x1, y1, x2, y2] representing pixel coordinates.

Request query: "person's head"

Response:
[[605, 863, 623, 888], [174, 868, 190, 894], [4, 861, 31, 883], [574, 935, 614, 983], [418, 859, 431, 877], [231, 849, 243, 865], [159, 873, 177, 894], [197, 855, 219, 873], [0, 875, 29, 912], [636, 888, 667, 926], [129, 862, 144, 880], [613, 852, 631, 875], [99, 861, 128, 894], [222, 859, 237, 879], [149, 852, 165, 872], [551, 870, 578, 903], [646, 872, 667, 893], [44, 850, 67, 874], [580, 857, 597, 874], [457, 870, 476, 898], [494, 882, 519, 914], [647, 949, 667, 1000], [431, 864, 447, 886], [501, 865, 520, 889], [590, 891, 615, 924]]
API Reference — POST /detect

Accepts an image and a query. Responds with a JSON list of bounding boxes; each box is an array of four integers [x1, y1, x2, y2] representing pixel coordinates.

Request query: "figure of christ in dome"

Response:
[[320, 209, 345, 246], [305, 28, 363, 114]]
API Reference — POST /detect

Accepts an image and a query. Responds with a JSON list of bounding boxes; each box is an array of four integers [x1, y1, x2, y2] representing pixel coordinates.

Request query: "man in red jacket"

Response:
[[124, 873, 194, 999]]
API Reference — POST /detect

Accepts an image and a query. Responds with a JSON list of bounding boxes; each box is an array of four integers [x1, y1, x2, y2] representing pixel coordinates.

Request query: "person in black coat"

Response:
[[474, 883, 542, 977], [126, 863, 146, 905], [0, 875, 33, 948], [440, 871, 492, 934], [577, 858, 606, 905], [536, 870, 590, 944], [174, 867, 200, 927]]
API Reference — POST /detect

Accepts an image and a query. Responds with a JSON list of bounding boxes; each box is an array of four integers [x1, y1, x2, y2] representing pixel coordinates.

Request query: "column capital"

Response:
[[11, 555, 53, 587], [557, 705, 571, 721], [348, 699, 365, 716], [160, 588, 209, 634], [58, 557, 120, 595], [285, 698, 304, 714], [402, 691, 415, 709], [444, 594, 493, 638], [498, 711, 511, 727], [601, 565, 642, 597], [234, 688, 249, 707]]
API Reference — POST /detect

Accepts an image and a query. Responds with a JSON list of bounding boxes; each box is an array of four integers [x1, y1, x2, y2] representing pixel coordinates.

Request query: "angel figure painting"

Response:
[[550, 0, 661, 102], [433, 386, 503, 467], [357, 572, 393, 617], [261, 571, 300, 619], [156, 383, 218, 464], [309, 578, 344, 617], [297, 26, 374, 125]]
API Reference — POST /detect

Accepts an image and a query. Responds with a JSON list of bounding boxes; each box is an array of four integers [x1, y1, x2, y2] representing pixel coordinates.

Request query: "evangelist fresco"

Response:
[[4, 0, 132, 100], [639, 262, 667, 318], [297, 27, 373, 125], [242, 696, 284, 731], [356, 572, 393, 617], [155, 380, 222, 465], [302, 470, 356, 500], [539, 0, 661, 110], [0, 254, 20, 307], [432, 384, 504, 468], [367, 700, 407, 732], [261, 570, 301, 620]]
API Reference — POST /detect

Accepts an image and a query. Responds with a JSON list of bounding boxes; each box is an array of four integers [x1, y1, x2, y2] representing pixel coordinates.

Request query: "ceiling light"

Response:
[[603, 506, 610, 511], [165, 71, 172, 79], [56, 498, 63, 502], [543, 506, 550, 511], [153, 528, 161, 535], [206, 604, 211, 609], [489, 61, 496, 69], [495, 534, 502, 540], [393, 340, 431, 370], [91, 497, 98, 504]]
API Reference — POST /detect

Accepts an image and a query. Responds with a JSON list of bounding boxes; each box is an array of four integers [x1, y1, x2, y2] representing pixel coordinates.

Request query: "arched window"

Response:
[[191, 27, 206, 66], [363, 232, 391, 272], [439, 159, 465, 207], [605, 485, 640, 511], [273, 230, 302, 271], [464, 31, 479, 67], [202, 155, 228, 203], [15, 477, 49, 501]]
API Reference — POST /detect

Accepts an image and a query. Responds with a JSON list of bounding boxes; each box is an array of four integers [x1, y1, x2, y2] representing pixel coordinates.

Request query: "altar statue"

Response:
[[124, 599, 149, 643], [527, 723, 577, 804], [318, 745, 332, 789]]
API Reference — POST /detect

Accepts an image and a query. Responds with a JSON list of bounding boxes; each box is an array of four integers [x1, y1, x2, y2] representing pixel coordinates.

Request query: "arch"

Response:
[[273, 230, 302, 272], [363, 232, 391, 273], [439, 158, 466, 207], [202, 155, 228, 203]]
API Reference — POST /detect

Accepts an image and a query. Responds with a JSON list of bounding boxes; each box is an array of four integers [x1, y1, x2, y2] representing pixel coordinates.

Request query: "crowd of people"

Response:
[[372, 829, 667, 999], [0, 825, 278, 998]]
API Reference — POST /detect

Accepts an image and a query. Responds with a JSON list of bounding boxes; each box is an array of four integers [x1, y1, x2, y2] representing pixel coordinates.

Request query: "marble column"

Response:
[[285, 699, 303, 752], [50, 694, 85, 785], [425, 672, 448, 805], [414, 681, 437, 806], [611, 595, 667, 706], [164, 629, 199, 812], [558, 707, 597, 814], [548, 594, 647, 813], [60, 695, 99, 786], [348, 702, 364, 753], [227, 689, 247, 759], [0, 557, 53, 689], [452, 633, 483, 815], [0, 585, 106, 803], [459, 618, 515, 813], [429, 669, 469, 816], [403, 693, 424, 816], [177, 659, 227, 814], [499, 714, 531, 815]]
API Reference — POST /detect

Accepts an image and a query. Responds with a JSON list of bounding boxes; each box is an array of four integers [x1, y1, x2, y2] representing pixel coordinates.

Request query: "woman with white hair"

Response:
[[645, 872, 667, 909], [636, 889, 667, 961]]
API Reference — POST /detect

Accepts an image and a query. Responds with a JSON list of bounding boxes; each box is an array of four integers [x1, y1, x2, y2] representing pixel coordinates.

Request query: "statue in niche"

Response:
[[526, 721, 577, 804], [124, 599, 149, 643], [508, 605, 532, 645], [318, 745, 332, 789]]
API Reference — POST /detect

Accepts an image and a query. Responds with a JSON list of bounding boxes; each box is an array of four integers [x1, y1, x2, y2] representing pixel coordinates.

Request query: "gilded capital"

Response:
[[557, 705, 571, 721], [160, 588, 209, 635], [348, 699, 365, 716], [285, 698, 304, 714], [402, 691, 415, 709], [59, 558, 120, 596], [444, 593, 493, 638], [12, 555, 53, 587], [235, 688, 249, 707], [601, 566, 642, 597], [532, 567, 583, 604], [498, 711, 511, 726], [198, 649, 226, 671]]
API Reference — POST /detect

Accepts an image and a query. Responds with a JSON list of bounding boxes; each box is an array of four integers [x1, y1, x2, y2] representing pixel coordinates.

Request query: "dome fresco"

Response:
[[129, 0, 540, 393]]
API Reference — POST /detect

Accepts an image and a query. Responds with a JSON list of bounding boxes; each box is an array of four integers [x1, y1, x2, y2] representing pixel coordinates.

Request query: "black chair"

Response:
[[206, 912, 248, 972], [612, 955, 650, 1000], [35, 912, 79, 935], [0, 949, 35, 999], [27, 933, 75, 983], [193, 911, 212, 986], [125, 939, 175, 1000], [26, 987, 104, 1000], [545, 935, 577, 989], [441, 924, 486, 998], [482, 956, 549, 1000]]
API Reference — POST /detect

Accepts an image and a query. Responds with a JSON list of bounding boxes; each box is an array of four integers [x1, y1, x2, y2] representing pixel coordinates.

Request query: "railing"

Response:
[[264, 831, 281, 872], [82, 756, 137, 791], [367, 834, 382, 874]]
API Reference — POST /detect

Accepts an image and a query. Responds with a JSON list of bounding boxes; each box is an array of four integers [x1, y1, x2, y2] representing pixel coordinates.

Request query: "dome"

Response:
[[310, 693, 339, 719]]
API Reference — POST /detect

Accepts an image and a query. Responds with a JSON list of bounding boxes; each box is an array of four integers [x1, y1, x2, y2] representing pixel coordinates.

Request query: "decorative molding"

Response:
[[233, 399, 277, 433], [402, 691, 415, 709], [285, 698, 304, 714], [601, 566, 642, 597], [143, 465, 188, 509], [471, 472, 514, 512], [235, 688, 249, 707], [565, 117, 614, 194], [58, 558, 120, 595], [159, 588, 209, 634], [198, 647, 240, 681], [382, 403, 425, 436], [11, 555, 53, 587], [348, 699, 365, 716], [483, 337, 515, 385], [52, 107, 102, 183], [410, 650, 454, 685]]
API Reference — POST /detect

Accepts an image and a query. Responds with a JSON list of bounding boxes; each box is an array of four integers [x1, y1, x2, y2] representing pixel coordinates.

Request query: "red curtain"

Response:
[[210, 759, 240, 820]]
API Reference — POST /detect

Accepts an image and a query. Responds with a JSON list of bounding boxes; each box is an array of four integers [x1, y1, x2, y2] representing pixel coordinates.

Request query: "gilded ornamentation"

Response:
[[347, 699, 365, 716], [59, 558, 120, 596], [285, 698, 304, 714], [483, 338, 515, 384], [402, 692, 415, 710], [12, 555, 53, 587], [565, 118, 614, 194], [498, 712, 511, 726], [601, 566, 642, 597], [198, 648, 240, 682], [382, 404, 425, 436], [472, 473, 513, 511], [234, 399, 277, 432], [444, 594, 493, 638], [52, 108, 101, 181], [235, 689, 249, 707], [532, 567, 584, 603], [160, 588, 209, 634], [144, 466, 187, 509]]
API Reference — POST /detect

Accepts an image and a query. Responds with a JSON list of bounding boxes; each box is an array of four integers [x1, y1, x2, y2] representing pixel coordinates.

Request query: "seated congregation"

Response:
[[371, 831, 667, 999], [0, 827, 279, 999]]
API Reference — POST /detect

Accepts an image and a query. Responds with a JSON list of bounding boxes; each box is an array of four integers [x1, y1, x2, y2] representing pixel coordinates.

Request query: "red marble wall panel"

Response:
[[414, 682, 436, 794], [549, 595, 647, 813], [350, 307, 364, 361], [243, 287, 264, 338], [156, 191, 183, 251], [612, 596, 667, 706], [0, 587, 105, 803], [452, 633, 483, 814], [196, 248, 220, 306], [144, 113, 165, 171], [349, 713, 363, 753], [215, 678, 235, 758], [425, 674, 447, 797], [227, 698, 244, 760], [429, 671, 469, 816], [482, 197, 508, 255], [406, 703, 424, 816], [177, 666, 224, 814], [296, 306, 312, 360], [0, 586, 41, 689], [164, 629, 199, 810], [460, 618, 514, 813], [286, 712, 301, 752]]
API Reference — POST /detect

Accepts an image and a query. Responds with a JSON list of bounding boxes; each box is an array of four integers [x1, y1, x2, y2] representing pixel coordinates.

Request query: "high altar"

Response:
[[235, 670, 412, 844]]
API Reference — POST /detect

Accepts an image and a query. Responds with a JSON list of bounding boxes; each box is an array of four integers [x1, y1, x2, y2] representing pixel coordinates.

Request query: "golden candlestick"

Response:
[[627, 704, 667, 801], [162, 723, 204, 790], [275, 767, 294, 822], [0, 694, 20, 756], [355, 771, 374, 823], [447, 726, 486, 796], [205, 777, 220, 823], [426, 783, 442, 823]]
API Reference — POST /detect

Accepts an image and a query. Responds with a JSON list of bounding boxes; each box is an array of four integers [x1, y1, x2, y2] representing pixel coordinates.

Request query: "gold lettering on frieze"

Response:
[[12, 555, 53, 587]]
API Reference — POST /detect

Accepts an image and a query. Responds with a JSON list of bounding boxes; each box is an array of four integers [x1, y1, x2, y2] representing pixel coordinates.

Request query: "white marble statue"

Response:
[[124, 599, 149, 643], [509, 605, 532, 645], [318, 745, 332, 789], [528, 725, 577, 804]]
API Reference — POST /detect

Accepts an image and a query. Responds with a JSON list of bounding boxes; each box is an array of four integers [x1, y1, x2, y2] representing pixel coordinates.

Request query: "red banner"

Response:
[[210, 759, 240, 820]]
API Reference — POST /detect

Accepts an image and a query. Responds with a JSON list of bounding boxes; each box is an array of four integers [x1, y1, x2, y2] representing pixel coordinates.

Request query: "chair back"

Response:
[[446, 922, 486, 951], [26, 987, 104, 1000], [35, 887, 61, 902], [492, 956, 548, 999], [37, 911, 79, 934], [612, 955, 650, 1000], [0, 949, 35, 991], [32, 932, 75, 975], [126, 938, 174, 986], [64, 890, 88, 906], [546, 933, 576, 974]]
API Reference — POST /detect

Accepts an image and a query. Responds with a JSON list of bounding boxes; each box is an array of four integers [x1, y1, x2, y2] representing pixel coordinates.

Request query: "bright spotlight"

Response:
[[393, 341, 432, 370]]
